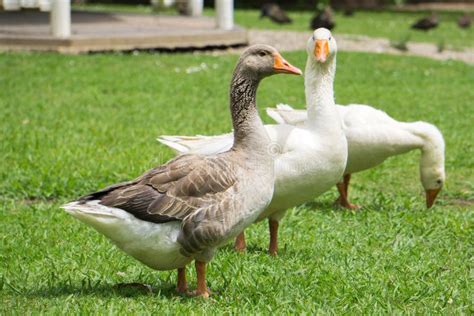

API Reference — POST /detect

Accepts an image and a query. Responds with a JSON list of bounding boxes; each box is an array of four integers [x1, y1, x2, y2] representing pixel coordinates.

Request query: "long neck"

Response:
[[404, 121, 445, 172], [304, 56, 337, 130], [230, 67, 271, 153]]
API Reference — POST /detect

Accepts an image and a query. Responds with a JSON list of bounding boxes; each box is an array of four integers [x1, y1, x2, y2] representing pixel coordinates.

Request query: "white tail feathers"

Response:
[[276, 103, 295, 111], [157, 134, 233, 156], [266, 104, 308, 126], [62, 201, 130, 221], [266, 103, 295, 124], [157, 135, 196, 154]]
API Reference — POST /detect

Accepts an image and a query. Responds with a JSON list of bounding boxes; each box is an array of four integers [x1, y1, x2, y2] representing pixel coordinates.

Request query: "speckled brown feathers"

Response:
[[79, 154, 237, 224], [230, 76, 259, 135], [78, 153, 244, 257]]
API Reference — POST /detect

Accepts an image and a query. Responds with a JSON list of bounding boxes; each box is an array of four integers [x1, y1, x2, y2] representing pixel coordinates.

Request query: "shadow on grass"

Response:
[[298, 199, 356, 214], [222, 242, 320, 259], [25, 282, 185, 299], [444, 197, 474, 207], [221, 242, 270, 256]]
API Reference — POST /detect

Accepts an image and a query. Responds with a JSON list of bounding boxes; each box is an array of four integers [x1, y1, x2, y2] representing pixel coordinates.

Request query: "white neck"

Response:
[[403, 121, 445, 186], [304, 56, 338, 131]]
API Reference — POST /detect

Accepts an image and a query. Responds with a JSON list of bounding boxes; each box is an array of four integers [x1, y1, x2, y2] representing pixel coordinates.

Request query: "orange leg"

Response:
[[268, 219, 279, 256], [234, 231, 246, 252], [343, 174, 351, 196], [176, 267, 188, 294], [336, 174, 360, 209], [194, 261, 210, 298], [336, 181, 347, 204]]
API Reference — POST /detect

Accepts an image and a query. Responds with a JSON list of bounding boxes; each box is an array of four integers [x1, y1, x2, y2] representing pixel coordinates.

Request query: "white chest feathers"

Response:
[[264, 123, 348, 213]]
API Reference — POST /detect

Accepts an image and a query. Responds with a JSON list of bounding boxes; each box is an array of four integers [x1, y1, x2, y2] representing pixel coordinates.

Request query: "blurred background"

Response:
[[0, 0, 472, 54]]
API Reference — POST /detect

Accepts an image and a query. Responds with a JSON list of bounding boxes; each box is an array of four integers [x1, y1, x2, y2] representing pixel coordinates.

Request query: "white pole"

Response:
[[39, 0, 51, 11], [3, 0, 21, 10], [216, 0, 233, 30], [187, 0, 202, 16], [50, 0, 71, 38], [20, 0, 38, 9]]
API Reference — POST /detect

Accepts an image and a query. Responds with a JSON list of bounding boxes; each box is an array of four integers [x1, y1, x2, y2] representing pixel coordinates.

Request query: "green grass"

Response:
[[231, 9, 474, 50], [0, 50, 473, 314], [72, 4, 474, 50]]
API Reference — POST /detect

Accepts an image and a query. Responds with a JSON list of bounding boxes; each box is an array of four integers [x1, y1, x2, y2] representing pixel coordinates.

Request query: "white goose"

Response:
[[266, 103, 445, 208], [62, 45, 302, 298], [158, 28, 348, 255]]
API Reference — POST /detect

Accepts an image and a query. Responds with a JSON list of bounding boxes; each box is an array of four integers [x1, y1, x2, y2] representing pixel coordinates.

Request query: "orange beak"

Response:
[[273, 52, 302, 75], [425, 188, 441, 208], [314, 39, 329, 63]]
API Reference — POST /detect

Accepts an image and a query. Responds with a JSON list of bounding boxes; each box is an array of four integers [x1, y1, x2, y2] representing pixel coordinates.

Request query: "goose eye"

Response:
[[328, 36, 332, 41], [258, 51, 266, 57], [436, 179, 442, 184]]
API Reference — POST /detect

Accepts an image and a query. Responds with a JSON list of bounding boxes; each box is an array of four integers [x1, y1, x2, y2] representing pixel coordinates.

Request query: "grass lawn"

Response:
[[231, 9, 474, 50], [0, 49, 473, 313], [73, 4, 474, 50]]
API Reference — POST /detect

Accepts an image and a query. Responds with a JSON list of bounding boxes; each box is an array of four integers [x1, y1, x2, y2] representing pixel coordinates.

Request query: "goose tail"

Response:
[[157, 135, 195, 154], [62, 200, 130, 224], [266, 104, 307, 126], [275, 103, 295, 111], [266, 103, 293, 124], [62, 200, 139, 243], [157, 134, 233, 156]]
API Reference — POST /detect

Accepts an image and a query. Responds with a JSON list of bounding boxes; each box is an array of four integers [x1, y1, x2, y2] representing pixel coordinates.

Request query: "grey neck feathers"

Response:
[[229, 65, 270, 152], [305, 56, 338, 130]]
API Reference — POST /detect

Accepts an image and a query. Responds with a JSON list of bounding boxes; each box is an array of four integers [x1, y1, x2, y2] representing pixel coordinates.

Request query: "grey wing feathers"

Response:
[[77, 154, 237, 224]]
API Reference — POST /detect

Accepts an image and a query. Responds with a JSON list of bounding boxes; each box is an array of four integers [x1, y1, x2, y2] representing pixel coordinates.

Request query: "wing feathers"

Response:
[[78, 154, 237, 226]]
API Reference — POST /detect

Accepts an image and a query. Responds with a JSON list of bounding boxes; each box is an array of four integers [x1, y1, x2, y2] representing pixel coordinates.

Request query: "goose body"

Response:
[[310, 7, 335, 30], [411, 13, 439, 31], [159, 29, 348, 255], [458, 13, 472, 29], [64, 154, 273, 269], [161, 123, 346, 218], [266, 103, 445, 208], [260, 3, 292, 24], [62, 45, 302, 297]]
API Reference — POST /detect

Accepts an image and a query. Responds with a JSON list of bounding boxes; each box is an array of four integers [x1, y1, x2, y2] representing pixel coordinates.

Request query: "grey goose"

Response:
[[63, 44, 302, 298]]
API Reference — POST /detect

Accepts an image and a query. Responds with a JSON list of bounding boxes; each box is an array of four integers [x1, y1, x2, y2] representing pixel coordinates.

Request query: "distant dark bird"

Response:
[[411, 13, 439, 31], [343, 0, 356, 16], [260, 3, 292, 24], [457, 13, 472, 29], [344, 8, 354, 16], [310, 7, 335, 30], [176, 0, 187, 15]]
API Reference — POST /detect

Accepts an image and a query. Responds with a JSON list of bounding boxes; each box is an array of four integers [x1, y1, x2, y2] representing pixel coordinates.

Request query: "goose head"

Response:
[[418, 123, 445, 208], [422, 168, 444, 208], [421, 160, 445, 208], [307, 28, 337, 64], [238, 44, 302, 79]]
